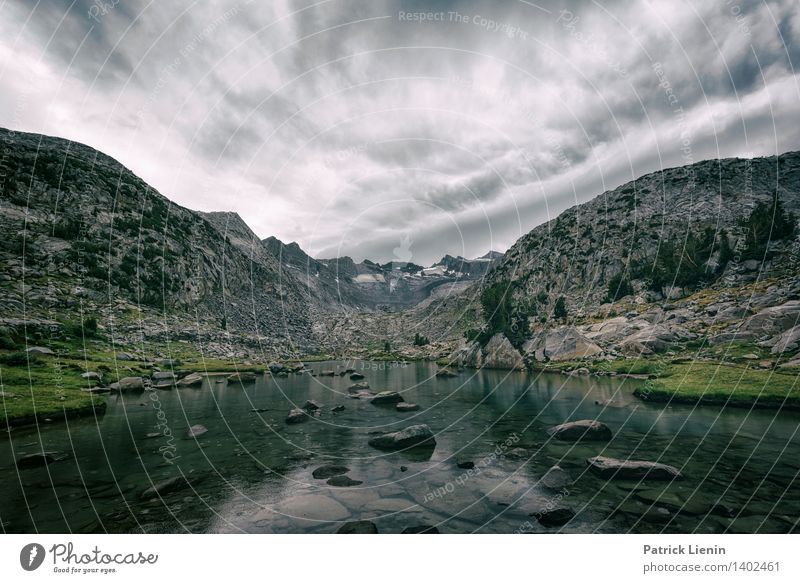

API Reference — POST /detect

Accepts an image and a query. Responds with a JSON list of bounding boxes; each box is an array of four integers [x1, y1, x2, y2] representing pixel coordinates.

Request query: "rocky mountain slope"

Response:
[[447, 152, 800, 368], [0, 128, 319, 357]]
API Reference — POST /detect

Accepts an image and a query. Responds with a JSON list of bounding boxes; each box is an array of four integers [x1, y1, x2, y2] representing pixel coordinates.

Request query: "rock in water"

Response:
[[319, 370, 335, 377], [533, 508, 575, 527], [371, 391, 404, 405], [456, 459, 475, 469], [332, 405, 345, 412], [286, 408, 309, 424], [177, 372, 203, 387], [312, 465, 350, 479], [348, 382, 370, 393], [368, 425, 436, 450], [187, 424, 208, 438], [109, 376, 144, 392], [435, 368, 458, 378], [587, 456, 683, 480], [539, 465, 573, 490], [16, 452, 62, 469], [547, 420, 612, 442], [350, 373, 365, 380], [396, 402, 419, 412], [140, 475, 200, 501], [326, 475, 363, 487], [337, 520, 377, 534], [303, 400, 322, 411]]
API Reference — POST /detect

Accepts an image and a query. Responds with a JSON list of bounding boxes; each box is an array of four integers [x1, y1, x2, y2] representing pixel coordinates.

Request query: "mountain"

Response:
[[0, 128, 319, 356], [433, 251, 504, 277]]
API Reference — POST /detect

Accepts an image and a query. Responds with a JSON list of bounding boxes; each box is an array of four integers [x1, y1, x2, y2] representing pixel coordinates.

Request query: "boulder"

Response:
[[152, 371, 176, 381], [81, 387, 111, 394], [396, 402, 419, 412], [109, 376, 144, 392], [539, 465, 573, 490], [765, 325, 800, 354], [312, 465, 350, 479], [268, 362, 285, 374], [740, 301, 800, 336], [448, 341, 483, 368], [26, 346, 54, 356], [116, 352, 136, 361], [532, 507, 575, 527], [286, 408, 309, 424], [524, 327, 602, 362], [177, 372, 203, 387], [435, 368, 458, 378], [319, 370, 335, 377], [332, 405, 346, 412], [16, 451, 62, 469], [348, 382, 370, 393], [371, 391, 404, 405], [187, 424, 208, 438], [618, 323, 696, 355], [327, 475, 363, 487], [349, 373, 365, 380], [80, 371, 102, 381], [456, 459, 475, 469], [303, 400, 322, 411], [587, 456, 683, 480], [337, 520, 377, 534], [547, 420, 612, 442], [368, 424, 436, 450], [482, 333, 525, 369], [228, 371, 257, 383]]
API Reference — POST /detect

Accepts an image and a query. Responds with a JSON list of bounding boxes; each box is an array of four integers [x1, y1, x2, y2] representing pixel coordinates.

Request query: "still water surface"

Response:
[[1, 361, 798, 533]]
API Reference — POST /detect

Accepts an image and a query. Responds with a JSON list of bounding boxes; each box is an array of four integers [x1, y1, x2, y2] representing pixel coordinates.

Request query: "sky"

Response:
[[1, 0, 799, 265]]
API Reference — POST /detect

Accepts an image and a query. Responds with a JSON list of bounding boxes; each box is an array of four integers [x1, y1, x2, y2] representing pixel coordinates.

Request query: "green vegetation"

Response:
[[553, 296, 567, 321], [638, 362, 800, 408], [413, 333, 430, 346], [476, 281, 529, 347], [606, 273, 634, 302], [634, 227, 731, 294], [739, 196, 796, 260]]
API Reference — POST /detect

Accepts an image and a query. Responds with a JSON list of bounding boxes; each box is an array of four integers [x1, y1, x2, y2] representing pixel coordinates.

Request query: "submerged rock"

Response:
[[396, 402, 419, 412], [539, 465, 573, 490], [435, 368, 458, 378], [326, 475, 363, 487], [348, 381, 370, 393], [16, 451, 63, 469], [532, 507, 575, 527], [587, 456, 683, 480], [337, 520, 377, 534], [187, 424, 208, 438], [140, 475, 200, 501], [286, 408, 309, 424], [312, 465, 350, 479], [456, 459, 475, 469], [547, 420, 612, 442], [368, 424, 436, 450], [332, 405, 346, 412], [371, 391, 404, 405]]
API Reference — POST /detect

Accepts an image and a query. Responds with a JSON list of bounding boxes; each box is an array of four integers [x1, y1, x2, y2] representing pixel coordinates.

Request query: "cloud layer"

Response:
[[2, 0, 798, 264]]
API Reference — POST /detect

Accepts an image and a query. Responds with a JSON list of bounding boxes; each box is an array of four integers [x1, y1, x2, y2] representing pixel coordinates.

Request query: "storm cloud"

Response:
[[1, 0, 798, 264]]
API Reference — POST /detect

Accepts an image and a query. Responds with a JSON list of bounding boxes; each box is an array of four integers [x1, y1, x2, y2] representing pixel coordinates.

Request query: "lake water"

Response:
[[1, 361, 798, 534]]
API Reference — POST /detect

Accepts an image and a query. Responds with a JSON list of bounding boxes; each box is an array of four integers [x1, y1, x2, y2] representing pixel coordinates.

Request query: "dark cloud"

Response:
[[2, 0, 799, 265]]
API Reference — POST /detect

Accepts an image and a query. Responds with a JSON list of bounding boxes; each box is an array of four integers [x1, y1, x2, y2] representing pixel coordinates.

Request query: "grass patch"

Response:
[[637, 362, 800, 408]]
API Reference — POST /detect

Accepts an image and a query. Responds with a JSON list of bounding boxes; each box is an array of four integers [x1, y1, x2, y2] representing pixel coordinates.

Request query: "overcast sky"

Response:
[[1, 0, 799, 264]]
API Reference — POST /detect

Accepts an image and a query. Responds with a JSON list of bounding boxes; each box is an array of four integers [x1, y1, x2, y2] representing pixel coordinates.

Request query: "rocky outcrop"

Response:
[[587, 456, 683, 480], [764, 325, 800, 354], [547, 420, 612, 442], [524, 326, 602, 361], [448, 334, 524, 370], [368, 424, 436, 450], [109, 376, 144, 392]]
